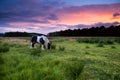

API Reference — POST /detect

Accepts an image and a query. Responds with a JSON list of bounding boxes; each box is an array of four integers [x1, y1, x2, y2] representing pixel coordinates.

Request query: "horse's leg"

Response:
[[41, 44, 44, 50], [34, 43, 36, 48], [30, 42, 33, 49], [31, 42, 36, 48]]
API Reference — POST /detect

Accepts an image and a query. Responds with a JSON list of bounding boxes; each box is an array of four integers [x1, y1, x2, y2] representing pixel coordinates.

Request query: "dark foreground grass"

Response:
[[0, 37, 120, 80], [0, 54, 5, 80], [0, 43, 10, 53]]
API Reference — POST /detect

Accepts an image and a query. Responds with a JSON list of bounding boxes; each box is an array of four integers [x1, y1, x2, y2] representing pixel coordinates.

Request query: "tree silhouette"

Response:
[[48, 25, 120, 37]]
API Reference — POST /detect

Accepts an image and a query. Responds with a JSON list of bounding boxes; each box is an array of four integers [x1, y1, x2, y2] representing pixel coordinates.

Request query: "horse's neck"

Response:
[[43, 36, 49, 44]]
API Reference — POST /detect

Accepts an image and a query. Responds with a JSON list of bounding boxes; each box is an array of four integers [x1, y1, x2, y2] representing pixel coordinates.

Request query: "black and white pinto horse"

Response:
[[30, 35, 51, 50]]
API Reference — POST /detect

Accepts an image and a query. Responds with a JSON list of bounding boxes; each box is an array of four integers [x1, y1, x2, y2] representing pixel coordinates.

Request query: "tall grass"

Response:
[[65, 61, 84, 80], [1, 37, 120, 80], [5, 56, 84, 80], [0, 43, 10, 53], [0, 54, 5, 80]]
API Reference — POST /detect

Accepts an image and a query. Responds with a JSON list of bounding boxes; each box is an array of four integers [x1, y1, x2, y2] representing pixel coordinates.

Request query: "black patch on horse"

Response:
[[40, 38, 45, 44], [31, 36, 37, 43]]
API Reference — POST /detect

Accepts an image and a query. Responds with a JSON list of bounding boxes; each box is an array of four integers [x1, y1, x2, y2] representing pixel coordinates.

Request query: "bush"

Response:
[[111, 46, 116, 49], [85, 51, 90, 54], [51, 44, 56, 50], [86, 46, 90, 49], [59, 46, 65, 51], [0, 43, 10, 53], [97, 43, 104, 47], [106, 40, 114, 44], [65, 61, 84, 80], [115, 38, 120, 43]]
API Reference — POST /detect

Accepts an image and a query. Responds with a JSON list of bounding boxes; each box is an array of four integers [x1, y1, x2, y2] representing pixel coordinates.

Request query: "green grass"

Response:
[[0, 37, 120, 80], [0, 43, 10, 53]]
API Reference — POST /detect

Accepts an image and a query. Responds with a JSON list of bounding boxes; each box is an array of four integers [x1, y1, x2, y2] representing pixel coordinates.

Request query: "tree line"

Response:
[[2, 32, 43, 37], [0, 25, 120, 37], [48, 25, 120, 37]]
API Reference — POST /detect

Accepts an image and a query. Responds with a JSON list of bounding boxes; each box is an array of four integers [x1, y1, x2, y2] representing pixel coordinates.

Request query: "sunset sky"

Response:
[[0, 0, 120, 34]]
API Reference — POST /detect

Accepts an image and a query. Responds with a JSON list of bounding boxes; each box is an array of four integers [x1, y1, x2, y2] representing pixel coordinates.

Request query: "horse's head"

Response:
[[47, 42, 51, 49]]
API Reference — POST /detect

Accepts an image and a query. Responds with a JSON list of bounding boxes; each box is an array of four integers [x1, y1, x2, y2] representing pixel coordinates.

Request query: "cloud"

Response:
[[56, 3, 120, 25], [0, 0, 120, 34], [68, 22, 120, 29], [0, 0, 63, 24], [47, 14, 58, 20], [113, 12, 120, 18]]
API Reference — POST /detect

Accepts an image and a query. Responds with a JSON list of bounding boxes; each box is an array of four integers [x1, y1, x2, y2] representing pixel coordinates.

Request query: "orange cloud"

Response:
[[56, 4, 120, 25], [57, 11, 119, 25]]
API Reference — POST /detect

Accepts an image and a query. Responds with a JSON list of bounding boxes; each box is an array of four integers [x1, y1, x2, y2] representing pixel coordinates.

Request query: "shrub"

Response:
[[97, 43, 104, 47], [106, 40, 114, 44], [30, 48, 41, 56], [76, 38, 81, 43], [59, 46, 65, 51], [65, 62, 84, 80], [115, 38, 120, 43], [85, 51, 90, 54], [51, 44, 56, 50], [111, 46, 116, 49], [114, 74, 120, 80], [0, 43, 10, 53], [86, 46, 90, 49]]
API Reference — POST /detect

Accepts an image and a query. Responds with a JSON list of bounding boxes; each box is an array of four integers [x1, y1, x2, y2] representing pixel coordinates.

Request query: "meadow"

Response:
[[0, 37, 120, 80]]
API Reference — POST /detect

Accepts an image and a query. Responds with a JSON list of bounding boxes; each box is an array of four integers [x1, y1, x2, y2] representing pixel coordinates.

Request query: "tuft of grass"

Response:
[[106, 40, 114, 44], [65, 61, 84, 80], [51, 44, 56, 50], [0, 43, 10, 53], [86, 46, 90, 49], [111, 46, 116, 49], [85, 51, 90, 54], [115, 37, 120, 43], [59, 46, 65, 51], [97, 43, 104, 47]]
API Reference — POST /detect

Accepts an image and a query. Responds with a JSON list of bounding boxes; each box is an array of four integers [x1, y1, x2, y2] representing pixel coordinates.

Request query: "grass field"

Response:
[[0, 37, 120, 80]]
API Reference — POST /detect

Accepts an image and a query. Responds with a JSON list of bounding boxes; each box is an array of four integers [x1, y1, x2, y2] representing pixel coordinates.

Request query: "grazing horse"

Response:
[[30, 35, 51, 50]]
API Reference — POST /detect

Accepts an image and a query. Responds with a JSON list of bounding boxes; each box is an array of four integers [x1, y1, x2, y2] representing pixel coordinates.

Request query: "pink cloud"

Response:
[[55, 3, 120, 25]]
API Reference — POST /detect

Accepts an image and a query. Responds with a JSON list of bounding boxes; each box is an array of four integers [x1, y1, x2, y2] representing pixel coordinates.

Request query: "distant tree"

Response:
[[48, 25, 120, 37], [4, 32, 44, 37]]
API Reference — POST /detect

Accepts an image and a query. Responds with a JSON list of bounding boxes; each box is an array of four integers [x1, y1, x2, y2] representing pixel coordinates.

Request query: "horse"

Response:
[[30, 35, 51, 50]]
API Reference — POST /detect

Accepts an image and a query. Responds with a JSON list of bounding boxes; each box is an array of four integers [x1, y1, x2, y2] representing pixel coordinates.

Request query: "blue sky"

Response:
[[62, 0, 120, 6]]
